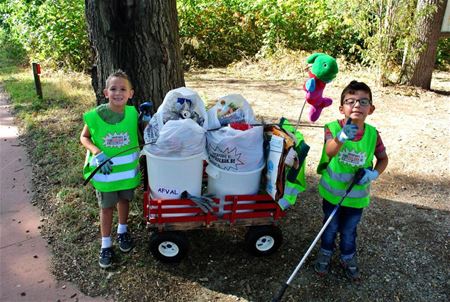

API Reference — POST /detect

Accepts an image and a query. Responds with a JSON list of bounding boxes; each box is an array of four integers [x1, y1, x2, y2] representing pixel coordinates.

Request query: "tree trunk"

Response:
[[85, 0, 185, 108], [405, 0, 446, 89]]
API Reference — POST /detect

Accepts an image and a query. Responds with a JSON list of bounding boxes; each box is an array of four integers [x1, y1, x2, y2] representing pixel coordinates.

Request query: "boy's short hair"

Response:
[[340, 80, 372, 105], [106, 69, 132, 89]]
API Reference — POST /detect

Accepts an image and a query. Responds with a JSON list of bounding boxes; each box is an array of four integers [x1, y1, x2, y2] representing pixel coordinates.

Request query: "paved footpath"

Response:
[[0, 86, 108, 302]]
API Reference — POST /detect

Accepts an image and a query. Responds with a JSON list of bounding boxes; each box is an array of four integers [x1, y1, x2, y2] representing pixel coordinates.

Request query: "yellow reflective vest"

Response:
[[317, 120, 377, 208], [83, 105, 141, 192], [277, 118, 307, 210]]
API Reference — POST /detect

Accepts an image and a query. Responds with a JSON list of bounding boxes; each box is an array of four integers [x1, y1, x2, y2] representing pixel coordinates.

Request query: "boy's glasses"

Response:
[[343, 98, 371, 107]]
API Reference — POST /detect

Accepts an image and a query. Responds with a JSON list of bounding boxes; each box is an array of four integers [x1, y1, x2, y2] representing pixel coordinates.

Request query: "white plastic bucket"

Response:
[[205, 163, 264, 214], [143, 150, 204, 217]]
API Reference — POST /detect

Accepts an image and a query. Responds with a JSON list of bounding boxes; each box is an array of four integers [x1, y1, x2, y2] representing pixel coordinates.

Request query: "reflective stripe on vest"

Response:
[[279, 183, 299, 203], [326, 166, 354, 182], [319, 177, 369, 198], [284, 185, 298, 196], [92, 167, 139, 183], [107, 152, 139, 166]]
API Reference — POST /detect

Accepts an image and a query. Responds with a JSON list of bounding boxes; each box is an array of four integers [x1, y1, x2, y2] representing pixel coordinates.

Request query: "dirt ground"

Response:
[[173, 69, 449, 302], [40, 68, 450, 301]]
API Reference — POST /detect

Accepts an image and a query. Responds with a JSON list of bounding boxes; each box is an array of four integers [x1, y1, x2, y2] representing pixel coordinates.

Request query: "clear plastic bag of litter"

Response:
[[158, 87, 208, 128], [206, 94, 256, 129]]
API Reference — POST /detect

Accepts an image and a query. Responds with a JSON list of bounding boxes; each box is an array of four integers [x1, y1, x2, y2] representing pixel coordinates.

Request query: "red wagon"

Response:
[[143, 189, 286, 263], [141, 119, 307, 263]]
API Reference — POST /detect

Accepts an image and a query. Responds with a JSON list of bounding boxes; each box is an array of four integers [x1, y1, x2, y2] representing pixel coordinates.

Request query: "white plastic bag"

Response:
[[143, 87, 208, 157], [143, 115, 160, 145], [145, 119, 206, 157], [206, 126, 264, 172], [206, 94, 256, 129]]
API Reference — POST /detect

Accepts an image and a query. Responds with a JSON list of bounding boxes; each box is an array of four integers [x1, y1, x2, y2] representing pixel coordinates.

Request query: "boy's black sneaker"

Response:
[[99, 247, 114, 269], [117, 232, 134, 253], [314, 250, 332, 276], [340, 256, 361, 282]]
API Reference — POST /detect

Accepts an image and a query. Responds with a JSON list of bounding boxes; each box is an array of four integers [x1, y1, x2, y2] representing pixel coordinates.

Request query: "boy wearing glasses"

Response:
[[314, 80, 389, 281]]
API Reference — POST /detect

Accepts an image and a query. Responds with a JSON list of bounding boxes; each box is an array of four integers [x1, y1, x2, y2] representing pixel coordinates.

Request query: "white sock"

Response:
[[117, 223, 128, 234], [101, 236, 112, 249]]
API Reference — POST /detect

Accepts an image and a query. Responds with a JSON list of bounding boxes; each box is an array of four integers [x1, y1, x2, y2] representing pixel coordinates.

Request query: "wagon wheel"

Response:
[[244, 225, 283, 256], [149, 231, 189, 263]]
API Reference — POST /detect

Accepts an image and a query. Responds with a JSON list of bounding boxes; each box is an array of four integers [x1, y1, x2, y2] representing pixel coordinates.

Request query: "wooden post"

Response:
[[32, 63, 43, 99]]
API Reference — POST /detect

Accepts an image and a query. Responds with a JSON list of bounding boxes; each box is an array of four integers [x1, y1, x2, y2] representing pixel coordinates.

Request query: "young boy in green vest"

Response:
[[314, 80, 389, 281], [80, 70, 142, 268]]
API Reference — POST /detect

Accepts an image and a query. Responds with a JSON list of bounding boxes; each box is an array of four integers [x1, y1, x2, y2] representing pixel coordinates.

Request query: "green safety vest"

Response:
[[83, 105, 141, 192], [317, 120, 377, 208], [277, 118, 307, 210]]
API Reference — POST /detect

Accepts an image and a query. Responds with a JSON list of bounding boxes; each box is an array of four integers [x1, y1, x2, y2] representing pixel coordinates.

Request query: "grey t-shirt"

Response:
[[96, 103, 124, 124]]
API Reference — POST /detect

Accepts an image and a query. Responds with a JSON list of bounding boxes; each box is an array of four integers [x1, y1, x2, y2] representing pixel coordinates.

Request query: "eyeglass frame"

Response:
[[342, 98, 372, 107]]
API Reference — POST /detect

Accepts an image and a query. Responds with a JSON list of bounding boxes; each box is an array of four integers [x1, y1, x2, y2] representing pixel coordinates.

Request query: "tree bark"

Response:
[[406, 0, 446, 89], [85, 0, 185, 107]]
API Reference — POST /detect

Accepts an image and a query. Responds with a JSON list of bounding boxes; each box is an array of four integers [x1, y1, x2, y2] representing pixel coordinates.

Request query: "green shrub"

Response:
[[2, 0, 90, 72], [436, 38, 450, 70], [178, 0, 263, 67], [2, 0, 448, 72], [178, 0, 362, 67]]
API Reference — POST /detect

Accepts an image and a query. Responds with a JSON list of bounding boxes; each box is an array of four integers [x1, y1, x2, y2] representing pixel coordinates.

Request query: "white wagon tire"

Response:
[[244, 225, 283, 256], [149, 232, 189, 263]]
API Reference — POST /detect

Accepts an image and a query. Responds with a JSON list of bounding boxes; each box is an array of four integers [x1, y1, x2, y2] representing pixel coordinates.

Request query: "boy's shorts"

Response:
[[96, 189, 134, 209]]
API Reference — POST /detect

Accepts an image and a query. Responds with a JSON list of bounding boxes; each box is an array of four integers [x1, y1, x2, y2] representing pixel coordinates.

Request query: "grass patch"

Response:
[[0, 54, 162, 298]]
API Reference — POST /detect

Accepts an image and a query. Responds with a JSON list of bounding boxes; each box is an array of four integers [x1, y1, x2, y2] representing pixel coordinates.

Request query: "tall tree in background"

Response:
[[330, 0, 418, 86], [85, 0, 185, 107], [402, 0, 446, 89]]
